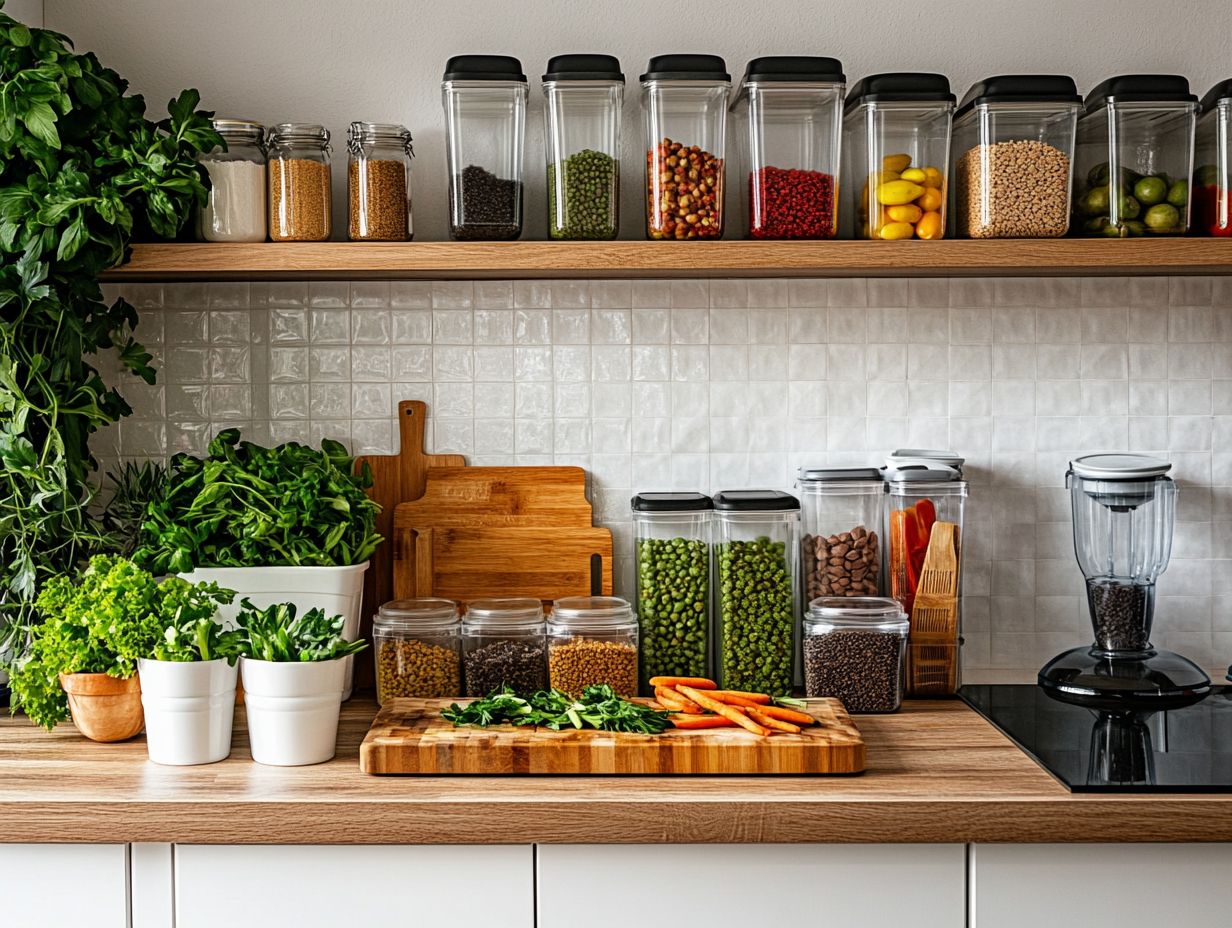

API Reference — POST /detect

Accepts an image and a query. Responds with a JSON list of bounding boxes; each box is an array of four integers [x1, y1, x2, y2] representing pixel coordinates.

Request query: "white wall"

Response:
[[6, 0, 41, 26], [46, 0, 1232, 241]]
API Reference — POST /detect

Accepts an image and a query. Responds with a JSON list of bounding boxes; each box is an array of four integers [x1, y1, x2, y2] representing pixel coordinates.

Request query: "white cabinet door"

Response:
[[175, 845, 533, 928], [0, 844, 128, 928], [538, 844, 965, 928], [972, 844, 1232, 926]]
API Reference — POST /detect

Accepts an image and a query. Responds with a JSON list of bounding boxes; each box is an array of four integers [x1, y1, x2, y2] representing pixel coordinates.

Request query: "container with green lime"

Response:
[[712, 490, 801, 697], [632, 492, 712, 693], [1071, 74, 1197, 236]]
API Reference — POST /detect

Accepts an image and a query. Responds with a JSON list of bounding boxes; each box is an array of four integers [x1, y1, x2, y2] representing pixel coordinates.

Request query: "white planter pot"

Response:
[[180, 562, 369, 699], [240, 657, 346, 766], [138, 658, 238, 766]]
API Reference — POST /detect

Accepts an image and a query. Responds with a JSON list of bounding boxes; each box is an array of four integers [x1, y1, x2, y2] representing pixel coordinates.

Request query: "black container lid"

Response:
[[844, 72, 955, 112], [712, 489, 800, 511], [631, 491, 712, 512], [1200, 79, 1232, 114], [543, 54, 624, 83], [1083, 74, 1196, 114], [740, 55, 845, 85], [955, 75, 1081, 119], [443, 55, 526, 83], [641, 54, 730, 83]]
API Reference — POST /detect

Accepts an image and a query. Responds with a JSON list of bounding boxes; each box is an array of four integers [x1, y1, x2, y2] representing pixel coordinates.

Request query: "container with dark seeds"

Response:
[[803, 596, 908, 713], [1087, 579, 1153, 651], [461, 598, 546, 697]]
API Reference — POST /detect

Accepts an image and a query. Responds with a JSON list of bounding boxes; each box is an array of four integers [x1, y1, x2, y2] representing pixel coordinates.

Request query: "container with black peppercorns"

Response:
[[803, 596, 908, 714], [441, 54, 528, 241], [462, 598, 546, 697], [372, 598, 461, 705]]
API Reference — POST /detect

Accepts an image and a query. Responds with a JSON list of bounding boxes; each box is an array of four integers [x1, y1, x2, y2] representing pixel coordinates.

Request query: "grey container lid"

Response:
[[712, 489, 800, 511], [1069, 453, 1171, 480]]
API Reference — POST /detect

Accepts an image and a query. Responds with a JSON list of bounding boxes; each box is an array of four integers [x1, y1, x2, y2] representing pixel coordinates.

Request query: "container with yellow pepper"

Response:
[[842, 73, 955, 240]]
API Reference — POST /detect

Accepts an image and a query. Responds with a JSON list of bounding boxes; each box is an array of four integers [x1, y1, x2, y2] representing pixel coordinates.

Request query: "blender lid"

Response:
[[1070, 453, 1172, 480]]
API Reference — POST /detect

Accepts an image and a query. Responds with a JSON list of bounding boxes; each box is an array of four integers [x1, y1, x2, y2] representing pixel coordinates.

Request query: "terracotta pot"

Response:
[[58, 672, 144, 742]]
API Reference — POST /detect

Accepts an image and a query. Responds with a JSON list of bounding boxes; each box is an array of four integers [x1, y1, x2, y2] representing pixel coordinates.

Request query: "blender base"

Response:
[[1039, 646, 1211, 711]]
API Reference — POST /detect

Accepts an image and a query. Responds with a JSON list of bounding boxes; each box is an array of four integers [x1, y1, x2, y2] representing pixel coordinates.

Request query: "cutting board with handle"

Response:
[[396, 465, 596, 528], [360, 697, 865, 775], [355, 401, 465, 664]]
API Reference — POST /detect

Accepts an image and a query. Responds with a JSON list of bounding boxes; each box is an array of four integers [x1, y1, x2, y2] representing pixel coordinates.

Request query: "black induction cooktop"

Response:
[[960, 684, 1232, 792]]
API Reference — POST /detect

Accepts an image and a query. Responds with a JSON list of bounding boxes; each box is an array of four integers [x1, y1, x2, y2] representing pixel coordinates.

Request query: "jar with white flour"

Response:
[[197, 118, 268, 242]]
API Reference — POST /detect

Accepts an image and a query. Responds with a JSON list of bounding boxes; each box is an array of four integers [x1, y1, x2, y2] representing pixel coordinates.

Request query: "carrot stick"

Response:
[[747, 707, 801, 734], [757, 704, 816, 726], [677, 685, 770, 736], [707, 692, 766, 708], [648, 676, 717, 690], [708, 690, 772, 704], [655, 687, 702, 713], [670, 714, 736, 730]]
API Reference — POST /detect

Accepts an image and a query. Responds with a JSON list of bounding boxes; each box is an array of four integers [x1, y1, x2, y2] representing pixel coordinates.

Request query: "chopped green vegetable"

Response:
[[441, 684, 672, 734]]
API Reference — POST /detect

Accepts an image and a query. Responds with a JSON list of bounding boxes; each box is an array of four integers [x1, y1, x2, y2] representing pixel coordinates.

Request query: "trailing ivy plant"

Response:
[[0, 6, 221, 657]]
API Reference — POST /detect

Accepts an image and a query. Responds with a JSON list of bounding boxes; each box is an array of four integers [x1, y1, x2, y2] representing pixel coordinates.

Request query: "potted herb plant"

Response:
[[235, 601, 368, 766], [6, 556, 231, 744], [135, 430, 382, 699]]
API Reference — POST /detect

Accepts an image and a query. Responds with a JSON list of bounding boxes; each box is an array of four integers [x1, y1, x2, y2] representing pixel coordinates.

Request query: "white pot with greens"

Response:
[[236, 601, 368, 766], [134, 430, 382, 700]]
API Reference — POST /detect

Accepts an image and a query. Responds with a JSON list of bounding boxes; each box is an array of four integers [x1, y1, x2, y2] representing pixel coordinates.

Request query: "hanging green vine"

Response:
[[0, 6, 221, 660]]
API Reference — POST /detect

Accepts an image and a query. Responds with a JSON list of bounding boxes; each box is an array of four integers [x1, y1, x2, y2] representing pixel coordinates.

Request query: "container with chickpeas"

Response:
[[372, 598, 462, 704], [547, 596, 639, 696]]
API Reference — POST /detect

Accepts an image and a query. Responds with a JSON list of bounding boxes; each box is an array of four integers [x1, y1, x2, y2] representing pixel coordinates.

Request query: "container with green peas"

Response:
[[632, 492, 713, 693], [712, 490, 801, 697]]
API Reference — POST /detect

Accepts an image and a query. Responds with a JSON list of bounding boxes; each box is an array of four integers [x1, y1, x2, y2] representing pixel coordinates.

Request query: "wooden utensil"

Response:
[[360, 697, 865, 775], [405, 525, 612, 603], [908, 521, 960, 695], [354, 401, 464, 685]]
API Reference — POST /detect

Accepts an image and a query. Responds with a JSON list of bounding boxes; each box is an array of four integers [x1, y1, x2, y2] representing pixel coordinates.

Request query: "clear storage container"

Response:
[[197, 118, 267, 243], [542, 54, 623, 240], [641, 54, 730, 240], [1073, 75, 1197, 236], [442, 55, 528, 241], [267, 123, 332, 242], [372, 598, 461, 704], [1192, 80, 1232, 236], [951, 75, 1081, 238], [731, 56, 845, 239], [547, 596, 639, 696], [713, 490, 800, 696], [803, 596, 908, 713], [842, 73, 955, 240], [885, 450, 967, 697], [632, 492, 712, 691], [347, 121, 414, 241], [461, 598, 546, 696], [797, 466, 886, 601]]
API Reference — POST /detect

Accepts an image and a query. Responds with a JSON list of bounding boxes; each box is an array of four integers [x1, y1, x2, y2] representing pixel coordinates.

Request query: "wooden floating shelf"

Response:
[[104, 239, 1232, 281]]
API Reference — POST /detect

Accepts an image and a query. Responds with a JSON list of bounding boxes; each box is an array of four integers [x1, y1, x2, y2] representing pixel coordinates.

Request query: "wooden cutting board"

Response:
[[405, 526, 612, 602], [360, 698, 866, 775], [397, 465, 596, 527], [355, 401, 465, 671]]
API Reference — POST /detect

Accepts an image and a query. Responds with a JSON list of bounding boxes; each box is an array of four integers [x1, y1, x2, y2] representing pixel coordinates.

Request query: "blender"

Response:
[[1039, 454, 1211, 709]]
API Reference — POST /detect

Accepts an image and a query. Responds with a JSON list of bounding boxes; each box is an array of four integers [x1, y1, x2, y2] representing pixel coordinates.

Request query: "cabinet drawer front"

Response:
[[0, 844, 128, 928]]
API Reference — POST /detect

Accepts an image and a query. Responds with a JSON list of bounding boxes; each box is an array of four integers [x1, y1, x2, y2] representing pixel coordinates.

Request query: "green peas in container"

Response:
[[631, 492, 712, 693], [712, 490, 801, 697]]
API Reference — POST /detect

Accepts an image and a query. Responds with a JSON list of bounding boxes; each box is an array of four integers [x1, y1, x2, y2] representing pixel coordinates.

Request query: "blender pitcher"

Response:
[[1039, 454, 1210, 708]]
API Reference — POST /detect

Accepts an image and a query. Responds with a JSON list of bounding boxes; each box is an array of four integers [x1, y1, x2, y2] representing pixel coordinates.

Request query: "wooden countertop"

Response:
[[1, 699, 1229, 845]]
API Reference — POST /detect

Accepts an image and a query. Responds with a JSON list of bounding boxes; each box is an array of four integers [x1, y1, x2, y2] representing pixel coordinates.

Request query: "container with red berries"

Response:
[[731, 56, 845, 239], [1193, 80, 1232, 236], [641, 54, 730, 240]]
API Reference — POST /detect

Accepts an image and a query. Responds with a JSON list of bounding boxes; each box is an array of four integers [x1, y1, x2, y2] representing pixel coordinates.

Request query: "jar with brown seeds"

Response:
[[371, 598, 461, 704], [267, 123, 333, 242], [546, 596, 639, 696], [347, 121, 414, 241]]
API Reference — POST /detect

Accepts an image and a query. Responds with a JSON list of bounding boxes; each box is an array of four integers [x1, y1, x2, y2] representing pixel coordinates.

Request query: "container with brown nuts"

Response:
[[547, 596, 639, 697], [372, 598, 461, 704], [803, 596, 908, 713], [267, 123, 333, 242], [797, 466, 887, 600], [347, 121, 414, 241]]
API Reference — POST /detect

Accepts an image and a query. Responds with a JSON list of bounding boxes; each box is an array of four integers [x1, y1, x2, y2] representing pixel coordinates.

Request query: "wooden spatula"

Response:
[[910, 520, 959, 638]]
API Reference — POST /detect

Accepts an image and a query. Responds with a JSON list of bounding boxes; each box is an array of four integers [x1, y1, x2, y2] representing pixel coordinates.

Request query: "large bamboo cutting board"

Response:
[[360, 698, 866, 775]]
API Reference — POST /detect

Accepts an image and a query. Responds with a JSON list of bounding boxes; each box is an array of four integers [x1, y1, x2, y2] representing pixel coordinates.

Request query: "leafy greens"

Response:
[[441, 685, 673, 734], [234, 600, 368, 663]]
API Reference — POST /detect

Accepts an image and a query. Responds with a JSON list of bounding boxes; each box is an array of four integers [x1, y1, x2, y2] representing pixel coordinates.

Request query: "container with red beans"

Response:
[[1193, 80, 1232, 236], [731, 56, 845, 239], [641, 54, 730, 240]]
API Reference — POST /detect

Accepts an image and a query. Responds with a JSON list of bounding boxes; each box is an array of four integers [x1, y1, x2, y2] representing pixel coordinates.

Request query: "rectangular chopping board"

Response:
[[360, 698, 866, 775]]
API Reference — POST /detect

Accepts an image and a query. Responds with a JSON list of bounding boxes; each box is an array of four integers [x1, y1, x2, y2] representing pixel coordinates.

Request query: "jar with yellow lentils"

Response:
[[373, 598, 461, 704], [547, 596, 639, 696]]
